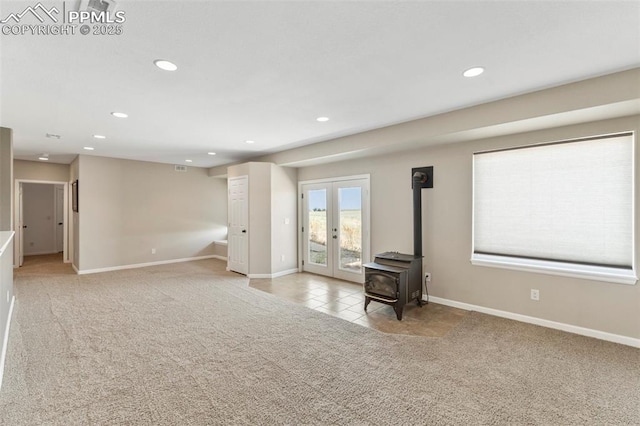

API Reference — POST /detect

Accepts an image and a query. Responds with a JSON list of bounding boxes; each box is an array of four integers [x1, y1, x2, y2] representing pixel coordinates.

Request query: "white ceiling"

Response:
[[1, 0, 639, 168]]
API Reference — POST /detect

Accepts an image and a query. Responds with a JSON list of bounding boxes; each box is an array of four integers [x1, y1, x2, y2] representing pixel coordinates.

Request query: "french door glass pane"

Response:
[[308, 189, 328, 266], [338, 187, 362, 272]]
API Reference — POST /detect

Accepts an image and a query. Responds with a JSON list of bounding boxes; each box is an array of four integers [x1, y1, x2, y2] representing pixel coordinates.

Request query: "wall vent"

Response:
[[174, 165, 187, 172]]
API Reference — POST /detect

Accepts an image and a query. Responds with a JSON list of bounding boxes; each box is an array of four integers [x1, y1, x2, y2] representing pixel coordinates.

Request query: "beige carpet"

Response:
[[0, 259, 638, 425]]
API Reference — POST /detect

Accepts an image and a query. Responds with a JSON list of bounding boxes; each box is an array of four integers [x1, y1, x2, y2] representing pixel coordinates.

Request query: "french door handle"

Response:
[[242, 229, 247, 233]]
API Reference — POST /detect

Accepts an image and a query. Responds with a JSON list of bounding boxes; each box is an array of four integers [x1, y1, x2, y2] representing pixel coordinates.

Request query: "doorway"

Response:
[[14, 180, 70, 267], [300, 176, 370, 283]]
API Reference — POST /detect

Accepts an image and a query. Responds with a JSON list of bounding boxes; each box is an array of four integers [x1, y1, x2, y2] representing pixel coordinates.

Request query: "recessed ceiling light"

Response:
[[154, 59, 178, 71], [208, 152, 217, 156], [316, 117, 330, 122], [83, 147, 94, 151], [93, 135, 106, 139], [245, 140, 255, 144], [111, 112, 128, 118], [38, 156, 49, 161], [46, 133, 61, 139], [463, 67, 485, 78]]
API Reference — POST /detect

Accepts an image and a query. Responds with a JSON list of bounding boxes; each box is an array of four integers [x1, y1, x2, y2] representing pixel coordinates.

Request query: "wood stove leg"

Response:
[[395, 306, 403, 321], [416, 298, 424, 307], [364, 297, 371, 311]]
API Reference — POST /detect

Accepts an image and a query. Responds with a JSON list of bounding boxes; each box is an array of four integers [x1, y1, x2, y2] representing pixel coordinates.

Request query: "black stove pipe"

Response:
[[412, 172, 427, 257]]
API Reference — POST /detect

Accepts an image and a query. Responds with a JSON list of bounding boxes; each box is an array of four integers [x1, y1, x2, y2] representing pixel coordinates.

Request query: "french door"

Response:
[[301, 177, 369, 283]]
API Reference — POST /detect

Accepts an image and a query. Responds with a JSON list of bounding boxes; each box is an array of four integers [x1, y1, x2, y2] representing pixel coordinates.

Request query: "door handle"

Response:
[[242, 229, 247, 233], [22, 225, 27, 229], [58, 223, 63, 225], [332, 235, 337, 239]]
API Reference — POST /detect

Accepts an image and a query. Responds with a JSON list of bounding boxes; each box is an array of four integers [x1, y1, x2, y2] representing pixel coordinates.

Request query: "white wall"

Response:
[[270, 164, 297, 274], [76, 155, 227, 272], [298, 115, 640, 340], [22, 183, 56, 256]]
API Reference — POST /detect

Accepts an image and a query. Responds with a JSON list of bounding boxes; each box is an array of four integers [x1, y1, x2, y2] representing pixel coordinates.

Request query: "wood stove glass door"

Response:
[[302, 178, 369, 283]]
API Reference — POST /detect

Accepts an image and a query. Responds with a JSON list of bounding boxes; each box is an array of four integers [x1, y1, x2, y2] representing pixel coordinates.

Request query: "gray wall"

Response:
[[248, 163, 272, 275], [13, 160, 72, 265], [228, 162, 272, 276], [0, 128, 13, 389], [70, 158, 79, 269], [14, 160, 70, 183], [76, 155, 227, 272], [0, 128, 13, 231], [227, 162, 298, 276], [298, 115, 640, 339], [0, 231, 14, 389], [270, 164, 298, 274]]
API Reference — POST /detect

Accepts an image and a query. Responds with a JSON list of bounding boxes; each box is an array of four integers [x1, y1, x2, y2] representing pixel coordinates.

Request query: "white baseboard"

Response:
[[211, 255, 226, 261], [272, 268, 299, 278], [248, 268, 298, 279], [429, 296, 640, 348], [75, 255, 220, 275], [23, 250, 59, 256], [0, 295, 15, 392]]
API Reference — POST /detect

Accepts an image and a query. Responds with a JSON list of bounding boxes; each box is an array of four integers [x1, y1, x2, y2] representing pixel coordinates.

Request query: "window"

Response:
[[472, 133, 636, 285]]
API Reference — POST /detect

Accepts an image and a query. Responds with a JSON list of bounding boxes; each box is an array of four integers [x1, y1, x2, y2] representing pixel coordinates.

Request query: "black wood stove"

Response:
[[363, 166, 433, 320], [363, 252, 422, 320]]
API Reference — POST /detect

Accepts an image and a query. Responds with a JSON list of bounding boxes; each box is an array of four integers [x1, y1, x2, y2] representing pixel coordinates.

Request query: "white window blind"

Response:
[[472, 133, 635, 284]]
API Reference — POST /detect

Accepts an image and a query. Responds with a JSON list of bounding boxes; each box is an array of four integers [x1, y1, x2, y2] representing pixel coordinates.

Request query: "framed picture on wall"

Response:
[[72, 180, 79, 212]]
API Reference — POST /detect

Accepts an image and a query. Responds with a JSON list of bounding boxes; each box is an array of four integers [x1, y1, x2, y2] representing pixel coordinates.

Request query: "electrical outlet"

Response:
[[425, 272, 431, 282], [151, 248, 156, 255], [530, 289, 540, 301]]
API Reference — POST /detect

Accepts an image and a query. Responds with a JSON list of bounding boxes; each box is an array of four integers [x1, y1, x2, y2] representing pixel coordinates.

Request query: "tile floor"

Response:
[[250, 272, 468, 337]]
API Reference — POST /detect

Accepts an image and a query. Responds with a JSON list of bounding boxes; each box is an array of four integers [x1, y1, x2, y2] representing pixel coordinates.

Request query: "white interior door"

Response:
[[302, 178, 369, 283], [54, 185, 64, 253], [228, 176, 249, 275]]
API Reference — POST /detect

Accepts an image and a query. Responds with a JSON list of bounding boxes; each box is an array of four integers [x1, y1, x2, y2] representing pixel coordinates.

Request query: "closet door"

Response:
[[228, 176, 249, 275]]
